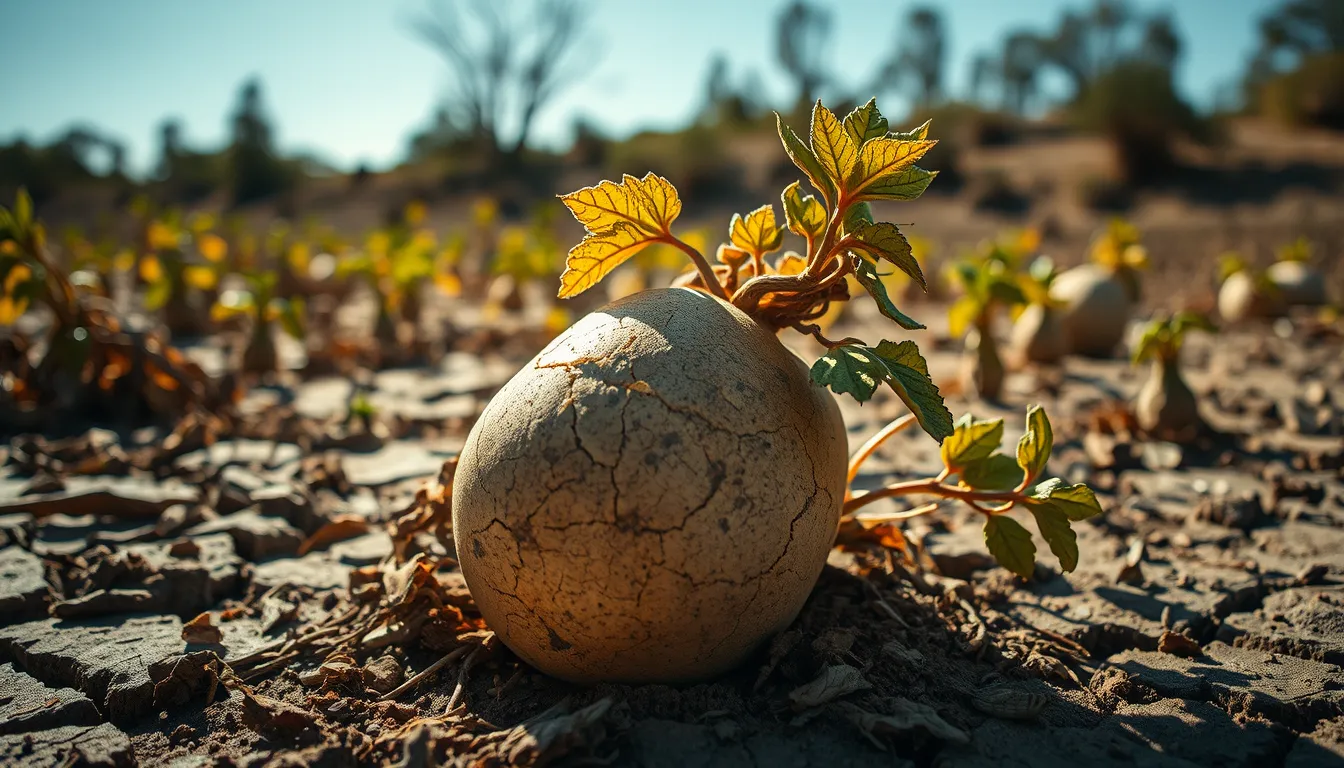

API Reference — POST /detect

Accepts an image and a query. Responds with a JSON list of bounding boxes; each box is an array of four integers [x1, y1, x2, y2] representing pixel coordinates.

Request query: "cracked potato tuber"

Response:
[[452, 288, 847, 683]]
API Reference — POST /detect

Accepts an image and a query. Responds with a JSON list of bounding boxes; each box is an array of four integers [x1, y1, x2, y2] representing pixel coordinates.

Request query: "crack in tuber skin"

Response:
[[453, 289, 845, 682]]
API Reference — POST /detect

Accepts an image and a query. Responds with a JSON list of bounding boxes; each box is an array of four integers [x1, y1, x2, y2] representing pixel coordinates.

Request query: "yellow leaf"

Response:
[[1017, 228, 1041, 255], [775, 252, 807, 276], [433, 272, 462, 297], [473, 198, 498, 227], [288, 242, 310, 271], [197, 234, 227, 263], [184, 266, 218, 291], [1122, 244, 1149, 270], [404, 200, 427, 226], [147, 220, 179, 251], [850, 137, 938, 198], [781, 181, 826, 239], [729, 204, 784, 257], [558, 223, 657, 298], [4, 263, 32, 293], [112, 249, 136, 272], [810, 102, 857, 192], [545, 306, 572, 337], [140, 255, 163, 283], [948, 295, 980, 339], [0, 296, 28, 325], [716, 244, 750, 267], [560, 172, 680, 237]]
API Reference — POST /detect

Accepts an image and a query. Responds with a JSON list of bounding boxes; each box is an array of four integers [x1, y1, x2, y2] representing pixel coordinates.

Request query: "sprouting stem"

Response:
[[845, 414, 917, 490], [666, 236, 730, 302], [843, 479, 1021, 517], [792, 323, 864, 350]]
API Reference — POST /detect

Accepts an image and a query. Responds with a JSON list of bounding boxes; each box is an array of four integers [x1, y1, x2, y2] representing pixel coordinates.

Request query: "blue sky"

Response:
[[6, 0, 1274, 175]]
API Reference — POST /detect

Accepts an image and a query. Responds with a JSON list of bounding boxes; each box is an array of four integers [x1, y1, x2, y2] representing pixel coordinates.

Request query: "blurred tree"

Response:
[[1244, 0, 1344, 128], [411, 0, 588, 168], [226, 77, 292, 206], [775, 1, 832, 111], [156, 119, 183, 180], [698, 53, 756, 126], [871, 6, 946, 108], [969, 31, 1045, 114]]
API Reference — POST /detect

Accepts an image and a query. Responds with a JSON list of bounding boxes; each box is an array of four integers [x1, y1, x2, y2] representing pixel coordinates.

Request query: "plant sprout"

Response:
[[1131, 311, 1216, 441], [450, 100, 1102, 684]]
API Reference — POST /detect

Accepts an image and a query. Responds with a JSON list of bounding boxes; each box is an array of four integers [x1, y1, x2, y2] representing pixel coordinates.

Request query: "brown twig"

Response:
[[379, 645, 471, 702]]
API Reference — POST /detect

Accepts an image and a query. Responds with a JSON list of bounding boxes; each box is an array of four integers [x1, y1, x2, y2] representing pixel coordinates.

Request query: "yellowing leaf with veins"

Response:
[[775, 252, 807, 276], [810, 102, 857, 193], [850, 138, 937, 198], [777, 113, 834, 203], [558, 223, 658, 298], [560, 172, 679, 237], [730, 205, 784, 257], [781, 182, 826, 239], [632, 173, 681, 232]]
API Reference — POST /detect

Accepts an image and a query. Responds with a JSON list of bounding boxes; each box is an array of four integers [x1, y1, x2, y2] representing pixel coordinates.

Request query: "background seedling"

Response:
[[1131, 310, 1216, 441], [1050, 217, 1149, 357]]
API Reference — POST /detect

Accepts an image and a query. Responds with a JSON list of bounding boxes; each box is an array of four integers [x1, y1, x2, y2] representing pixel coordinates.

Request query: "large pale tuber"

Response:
[[452, 288, 847, 683]]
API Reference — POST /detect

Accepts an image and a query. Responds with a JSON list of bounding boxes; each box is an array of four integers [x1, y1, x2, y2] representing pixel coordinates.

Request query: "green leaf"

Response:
[[1171, 311, 1216, 337], [961, 454, 1026, 491], [858, 166, 937, 202], [988, 278, 1027, 306], [781, 182, 826, 239], [984, 515, 1036, 579], [14, 189, 33, 231], [777, 113, 836, 204], [1028, 503, 1079, 572], [277, 297, 306, 340], [843, 99, 889, 147], [1029, 479, 1103, 521], [1016, 405, 1052, 483], [144, 277, 172, 311], [852, 255, 924, 331], [810, 344, 887, 403], [941, 415, 1005, 470], [843, 202, 874, 233], [871, 340, 954, 441], [810, 101, 858, 195], [890, 119, 932, 141], [854, 221, 924, 290]]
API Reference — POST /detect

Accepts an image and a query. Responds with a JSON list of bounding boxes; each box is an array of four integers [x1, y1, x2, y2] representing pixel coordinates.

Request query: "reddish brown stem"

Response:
[[665, 236, 729, 302], [843, 479, 1020, 517], [846, 414, 917, 491]]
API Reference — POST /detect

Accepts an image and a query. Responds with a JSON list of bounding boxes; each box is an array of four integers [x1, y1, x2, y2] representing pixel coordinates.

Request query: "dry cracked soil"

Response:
[[2, 301, 1344, 768]]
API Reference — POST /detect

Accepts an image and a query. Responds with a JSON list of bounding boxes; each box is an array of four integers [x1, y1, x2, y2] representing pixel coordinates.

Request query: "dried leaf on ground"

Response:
[[1157, 630, 1203, 657], [837, 700, 969, 747], [971, 686, 1049, 721], [788, 664, 872, 710], [499, 697, 614, 767], [182, 611, 223, 645], [298, 514, 369, 555]]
